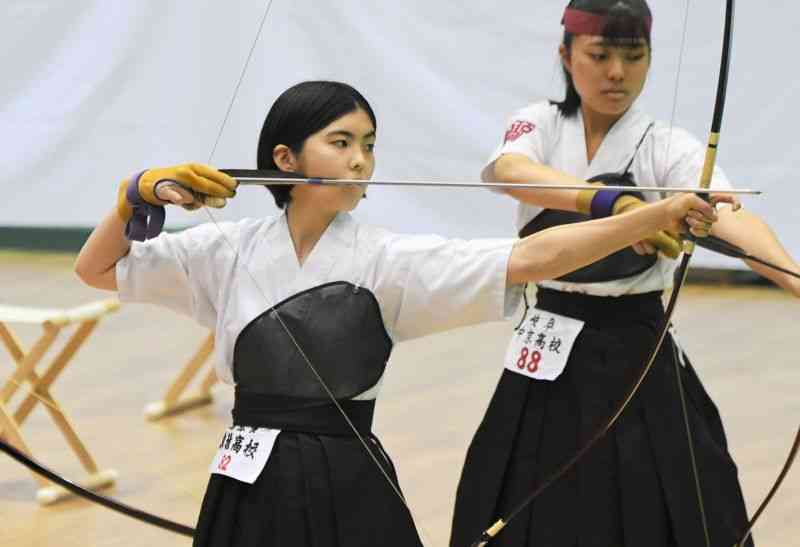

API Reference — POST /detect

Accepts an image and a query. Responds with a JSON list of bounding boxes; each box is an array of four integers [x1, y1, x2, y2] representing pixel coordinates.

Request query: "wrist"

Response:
[[654, 198, 674, 232], [117, 171, 167, 242], [577, 185, 643, 218], [576, 183, 602, 215]]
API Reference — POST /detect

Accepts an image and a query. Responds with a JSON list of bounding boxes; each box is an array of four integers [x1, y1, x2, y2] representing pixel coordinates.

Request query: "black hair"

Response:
[[554, 0, 653, 117], [256, 81, 377, 209]]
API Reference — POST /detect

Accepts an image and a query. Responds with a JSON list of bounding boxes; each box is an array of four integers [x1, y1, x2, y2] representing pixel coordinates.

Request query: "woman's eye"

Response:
[[332, 140, 348, 148], [590, 53, 606, 61], [366, 143, 375, 152], [627, 53, 646, 62]]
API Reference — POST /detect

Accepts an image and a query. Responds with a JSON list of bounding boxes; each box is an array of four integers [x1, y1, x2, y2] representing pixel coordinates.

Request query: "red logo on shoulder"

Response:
[[504, 120, 535, 142]]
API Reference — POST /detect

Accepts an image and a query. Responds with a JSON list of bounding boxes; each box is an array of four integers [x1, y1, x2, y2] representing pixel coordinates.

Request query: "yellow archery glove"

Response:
[[611, 196, 682, 259], [116, 163, 237, 241]]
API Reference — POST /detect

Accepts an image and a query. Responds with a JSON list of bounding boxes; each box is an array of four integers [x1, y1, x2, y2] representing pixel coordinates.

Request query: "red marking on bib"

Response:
[[218, 454, 232, 471]]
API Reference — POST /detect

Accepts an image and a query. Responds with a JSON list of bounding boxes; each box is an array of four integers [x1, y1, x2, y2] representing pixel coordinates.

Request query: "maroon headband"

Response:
[[562, 7, 652, 37]]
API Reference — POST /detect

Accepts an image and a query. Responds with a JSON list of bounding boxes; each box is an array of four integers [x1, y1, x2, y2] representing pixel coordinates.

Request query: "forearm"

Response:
[[507, 200, 669, 285], [74, 209, 131, 291], [711, 208, 800, 295], [491, 154, 585, 211]]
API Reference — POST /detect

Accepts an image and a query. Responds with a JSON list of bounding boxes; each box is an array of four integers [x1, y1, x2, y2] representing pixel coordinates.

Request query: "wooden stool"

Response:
[[0, 298, 120, 504], [144, 332, 218, 420]]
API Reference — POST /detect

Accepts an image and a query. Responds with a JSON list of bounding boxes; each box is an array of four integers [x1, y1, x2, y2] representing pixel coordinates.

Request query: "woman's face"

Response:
[[286, 107, 376, 213], [561, 34, 651, 119]]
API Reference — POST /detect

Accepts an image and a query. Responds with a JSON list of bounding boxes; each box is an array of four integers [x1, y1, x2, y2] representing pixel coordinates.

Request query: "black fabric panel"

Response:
[[193, 283, 422, 547], [518, 172, 657, 283], [450, 289, 753, 547], [233, 282, 392, 400]]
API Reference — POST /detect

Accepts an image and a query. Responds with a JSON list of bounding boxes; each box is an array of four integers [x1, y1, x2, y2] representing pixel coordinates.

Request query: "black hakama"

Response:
[[450, 288, 753, 547], [193, 282, 423, 547]]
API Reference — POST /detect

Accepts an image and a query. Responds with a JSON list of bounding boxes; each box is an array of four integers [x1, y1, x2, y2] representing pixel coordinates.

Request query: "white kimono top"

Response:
[[117, 212, 522, 390], [483, 101, 733, 297]]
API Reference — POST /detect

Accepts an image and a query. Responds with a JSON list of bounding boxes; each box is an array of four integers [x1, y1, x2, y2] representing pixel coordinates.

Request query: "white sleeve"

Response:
[[656, 127, 732, 191], [481, 103, 554, 182], [372, 234, 523, 342], [115, 222, 237, 329]]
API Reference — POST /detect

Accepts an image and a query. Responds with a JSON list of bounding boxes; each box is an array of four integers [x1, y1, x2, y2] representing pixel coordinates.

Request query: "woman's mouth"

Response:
[[603, 89, 628, 100]]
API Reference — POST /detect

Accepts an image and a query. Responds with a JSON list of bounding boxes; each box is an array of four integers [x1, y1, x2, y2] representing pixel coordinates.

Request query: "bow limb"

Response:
[[470, 2, 736, 545], [693, 3, 800, 542], [694, 235, 800, 280], [735, 427, 800, 546], [0, 411, 194, 537], [0, 3, 275, 541], [658, 2, 737, 546]]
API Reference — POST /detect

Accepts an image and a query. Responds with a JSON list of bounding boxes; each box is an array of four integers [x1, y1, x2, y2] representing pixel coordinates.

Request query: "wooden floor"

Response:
[[0, 251, 797, 547]]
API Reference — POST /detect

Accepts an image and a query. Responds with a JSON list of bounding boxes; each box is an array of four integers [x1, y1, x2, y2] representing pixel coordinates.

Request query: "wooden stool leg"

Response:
[[0, 400, 50, 490], [0, 322, 24, 361], [1, 324, 58, 402], [13, 320, 99, 425], [0, 318, 118, 505], [199, 368, 218, 393], [144, 334, 217, 420]]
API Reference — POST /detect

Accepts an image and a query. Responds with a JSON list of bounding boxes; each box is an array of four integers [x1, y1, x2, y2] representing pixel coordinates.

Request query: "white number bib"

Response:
[[209, 426, 281, 484], [504, 309, 584, 381]]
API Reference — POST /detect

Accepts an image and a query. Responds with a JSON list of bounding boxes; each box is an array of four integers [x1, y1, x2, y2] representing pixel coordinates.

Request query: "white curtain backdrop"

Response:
[[2, 1, 797, 269]]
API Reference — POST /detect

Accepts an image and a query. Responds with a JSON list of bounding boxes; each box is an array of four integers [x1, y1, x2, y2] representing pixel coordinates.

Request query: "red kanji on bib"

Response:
[[504, 120, 535, 142]]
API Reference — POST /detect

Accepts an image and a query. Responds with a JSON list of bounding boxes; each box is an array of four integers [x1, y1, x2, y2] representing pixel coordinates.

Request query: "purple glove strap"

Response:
[[124, 171, 165, 241], [590, 189, 625, 219]]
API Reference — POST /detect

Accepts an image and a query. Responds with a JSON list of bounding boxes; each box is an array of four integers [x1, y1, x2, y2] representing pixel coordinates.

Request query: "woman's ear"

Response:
[[273, 144, 297, 172], [559, 44, 571, 74]]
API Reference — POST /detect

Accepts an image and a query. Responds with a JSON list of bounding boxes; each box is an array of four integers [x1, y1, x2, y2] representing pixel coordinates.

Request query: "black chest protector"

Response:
[[519, 123, 657, 284], [233, 281, 393, 401]]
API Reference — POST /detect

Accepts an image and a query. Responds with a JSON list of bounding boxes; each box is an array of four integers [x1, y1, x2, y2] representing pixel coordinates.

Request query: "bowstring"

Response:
[[470, 3, 715, 544], [0, 0, 281, 515], [663, 2, 712, 545], [663, 0, 692, 181], [670, 339, 711, 547], [200, 1, 433, 545], [4, 2, 434, 542]]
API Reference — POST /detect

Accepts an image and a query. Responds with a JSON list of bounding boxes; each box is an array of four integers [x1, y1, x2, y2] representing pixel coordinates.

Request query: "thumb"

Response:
[[158, 187, 187, 204]]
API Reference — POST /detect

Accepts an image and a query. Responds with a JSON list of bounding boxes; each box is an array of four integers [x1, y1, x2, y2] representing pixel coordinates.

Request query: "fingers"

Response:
[[182, 194, 229, 210], [709, 192, 742, 212], [189, 163, 238, 190], [155, 182, 196, 205], [685, 215, 713, 237], [686, 194, 718, 220], [198, 195, 228, 209], [684, 211, 713, 237], [687, 194, 720, 237], [154, 180, 231, 210], [687, 214, 714, 237], [141, 163, 236, 211], [178, 163, 238, 198], [632, 241, 657, 255], [685, 209, 713, 224]]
